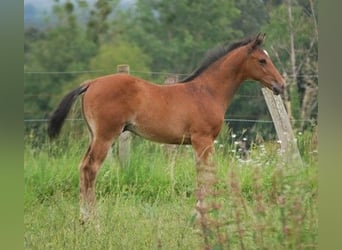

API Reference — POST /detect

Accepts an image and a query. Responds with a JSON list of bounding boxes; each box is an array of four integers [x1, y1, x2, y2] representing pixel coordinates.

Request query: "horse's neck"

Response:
[[195, 59, 246, 110]]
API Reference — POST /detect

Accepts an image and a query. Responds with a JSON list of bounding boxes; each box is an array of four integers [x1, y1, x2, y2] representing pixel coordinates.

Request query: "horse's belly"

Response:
[[126, 122, 192, 145]]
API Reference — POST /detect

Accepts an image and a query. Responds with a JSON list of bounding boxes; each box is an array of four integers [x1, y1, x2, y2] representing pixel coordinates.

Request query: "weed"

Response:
[[24, 131, 317, 249]]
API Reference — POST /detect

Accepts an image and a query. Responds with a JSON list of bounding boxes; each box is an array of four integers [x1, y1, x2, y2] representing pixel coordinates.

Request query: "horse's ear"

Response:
[[249, 33, 265, 52]]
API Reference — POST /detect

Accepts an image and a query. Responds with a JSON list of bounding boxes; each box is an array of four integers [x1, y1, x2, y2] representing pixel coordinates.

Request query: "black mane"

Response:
[[179, 37, 253, 83]]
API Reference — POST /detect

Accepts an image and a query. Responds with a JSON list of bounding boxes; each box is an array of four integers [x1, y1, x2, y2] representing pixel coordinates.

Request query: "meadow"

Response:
[[24, 127, 317, 249]]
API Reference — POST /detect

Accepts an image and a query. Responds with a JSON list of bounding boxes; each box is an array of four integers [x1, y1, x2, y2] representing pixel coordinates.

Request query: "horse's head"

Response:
[[243, 33, 285, 95]]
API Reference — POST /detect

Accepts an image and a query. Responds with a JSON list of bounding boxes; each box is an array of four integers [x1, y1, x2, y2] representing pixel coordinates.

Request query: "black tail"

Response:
[[48, 85, 88, 139]]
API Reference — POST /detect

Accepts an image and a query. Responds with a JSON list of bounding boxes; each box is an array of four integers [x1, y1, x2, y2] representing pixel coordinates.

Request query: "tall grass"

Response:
[[24, 129, 317, 249]]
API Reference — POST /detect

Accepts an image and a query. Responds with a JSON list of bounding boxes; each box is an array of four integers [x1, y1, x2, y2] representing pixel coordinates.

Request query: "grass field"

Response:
[[24, 130, 317, 249]]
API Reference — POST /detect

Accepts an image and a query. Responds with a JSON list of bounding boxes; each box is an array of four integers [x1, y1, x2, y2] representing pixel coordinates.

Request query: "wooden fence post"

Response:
[[261, 88, 303, 166], [117, 64, 132, 167]]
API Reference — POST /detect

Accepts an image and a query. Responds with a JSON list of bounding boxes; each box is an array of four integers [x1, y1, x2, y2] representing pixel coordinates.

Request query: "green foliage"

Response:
[[89, 42, 152, 76], [130, 0, 241, 73], [24, 2, 97, 122], [87, 0, 120, 44], [261, 0, 318, 123], [24, 132, 317, 249], [231, 0, 269, 35], [63, 41, 153, 93]]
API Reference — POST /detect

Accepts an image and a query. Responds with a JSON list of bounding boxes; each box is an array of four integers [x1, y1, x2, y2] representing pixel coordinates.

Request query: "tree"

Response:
[[127, 0, 241, 74], [231, 0, 269, 36], [24, 1, 97, 121], [262, 0, 318, 130], [66, 41, 152, 92], [87, 0, 120, 45]]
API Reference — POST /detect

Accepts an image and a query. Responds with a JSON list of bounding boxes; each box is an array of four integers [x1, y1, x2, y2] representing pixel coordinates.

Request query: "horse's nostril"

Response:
[[271, 83, 284, 95]]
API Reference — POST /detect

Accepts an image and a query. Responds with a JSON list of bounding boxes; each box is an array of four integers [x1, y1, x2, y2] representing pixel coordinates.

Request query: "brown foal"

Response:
[[48, 33, 285, 222]]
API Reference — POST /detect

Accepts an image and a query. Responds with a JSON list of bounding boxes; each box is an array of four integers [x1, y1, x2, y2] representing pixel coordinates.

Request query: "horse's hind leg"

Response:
[[78, 136, 113, 223]]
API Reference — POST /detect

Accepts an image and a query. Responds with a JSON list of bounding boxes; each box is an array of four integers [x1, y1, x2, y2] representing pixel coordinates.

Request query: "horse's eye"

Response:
[[259, 59, 267, 65]]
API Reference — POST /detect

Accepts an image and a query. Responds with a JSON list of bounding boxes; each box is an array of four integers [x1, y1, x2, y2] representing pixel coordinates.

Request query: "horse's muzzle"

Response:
[[272, 83, 284, 95]]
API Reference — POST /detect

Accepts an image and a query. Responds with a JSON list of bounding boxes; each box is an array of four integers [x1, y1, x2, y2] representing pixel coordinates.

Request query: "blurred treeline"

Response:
[[24, 0, 318, 141]]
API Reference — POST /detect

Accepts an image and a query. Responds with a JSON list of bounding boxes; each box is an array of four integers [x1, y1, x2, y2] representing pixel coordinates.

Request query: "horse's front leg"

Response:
[[191, 135, 217, 213]]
